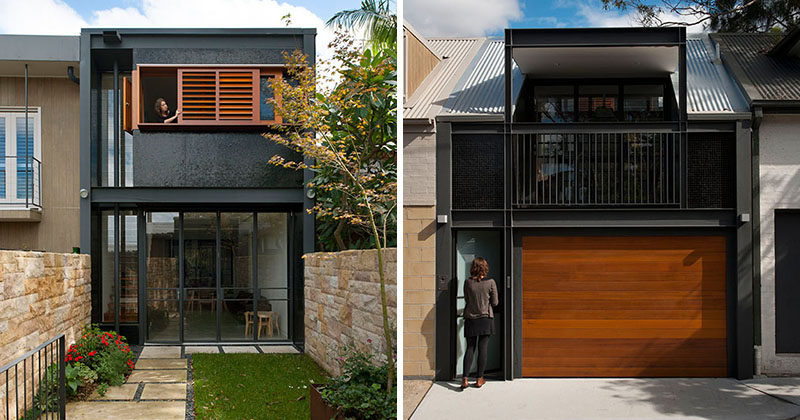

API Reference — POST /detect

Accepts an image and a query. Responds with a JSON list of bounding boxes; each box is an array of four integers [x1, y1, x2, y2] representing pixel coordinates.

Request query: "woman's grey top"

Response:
[[463, 277, 499, 320]]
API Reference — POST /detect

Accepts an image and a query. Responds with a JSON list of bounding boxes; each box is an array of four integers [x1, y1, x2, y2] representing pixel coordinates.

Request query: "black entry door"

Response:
[[776, 211, 800, 353]]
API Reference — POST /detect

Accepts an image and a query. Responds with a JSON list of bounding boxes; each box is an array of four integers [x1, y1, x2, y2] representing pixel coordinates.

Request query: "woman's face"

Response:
[[160, 101, 169, 113]]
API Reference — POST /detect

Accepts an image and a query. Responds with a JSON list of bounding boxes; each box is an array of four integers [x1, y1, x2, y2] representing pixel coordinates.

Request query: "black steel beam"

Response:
[[507, 27, 683, 48], [434, 122, 453, 381], [736, 120, 755, 379], [89, 188, 304, 204]]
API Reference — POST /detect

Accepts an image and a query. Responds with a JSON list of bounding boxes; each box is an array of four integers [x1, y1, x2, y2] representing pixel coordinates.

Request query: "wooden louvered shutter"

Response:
[[178, 69, 217, 122], [219, 69, 258, 121]]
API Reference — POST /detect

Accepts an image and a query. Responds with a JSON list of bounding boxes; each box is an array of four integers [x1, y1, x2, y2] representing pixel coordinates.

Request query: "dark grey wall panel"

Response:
[[133, 48, 292, 65], [132, 131, 302, 188], [452, 134, 504, 209], [775, 211, 800, 353]]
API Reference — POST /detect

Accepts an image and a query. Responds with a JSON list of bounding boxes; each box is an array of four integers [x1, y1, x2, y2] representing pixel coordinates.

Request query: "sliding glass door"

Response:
[[144, 210, 290, 343]]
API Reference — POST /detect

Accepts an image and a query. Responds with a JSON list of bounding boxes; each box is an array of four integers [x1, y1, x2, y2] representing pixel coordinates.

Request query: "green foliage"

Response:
[[65, 362, 97, 396], [63, 324, 135, 397], [601, 0, 800, 32], [327, 0, 397, 49], [192, 353, 329, 420], [97, 382, 110, 397], [321, 343, 397, 420]]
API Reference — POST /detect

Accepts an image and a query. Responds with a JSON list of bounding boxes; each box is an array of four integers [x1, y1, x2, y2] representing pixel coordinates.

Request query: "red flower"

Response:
[[76, 356, 83, 360], [88, 351, 96, 356]]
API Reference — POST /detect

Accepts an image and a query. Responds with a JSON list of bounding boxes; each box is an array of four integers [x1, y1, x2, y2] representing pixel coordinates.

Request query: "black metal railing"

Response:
[[512, 131, 681, 207], [0, 334, 66, 420], [0, 156, 42, 209]]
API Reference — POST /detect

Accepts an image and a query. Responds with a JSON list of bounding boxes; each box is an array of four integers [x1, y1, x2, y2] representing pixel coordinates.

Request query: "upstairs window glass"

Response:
[[0, 110, 40, 205], [578, 85, 618, 122], [624, 84, 664, 121], [534, 86, 574, 123]]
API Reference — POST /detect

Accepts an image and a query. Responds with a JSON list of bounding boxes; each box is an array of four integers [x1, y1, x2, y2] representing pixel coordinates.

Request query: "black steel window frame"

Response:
[[515, 77, 676, 124], [138, 209, 295, 344]]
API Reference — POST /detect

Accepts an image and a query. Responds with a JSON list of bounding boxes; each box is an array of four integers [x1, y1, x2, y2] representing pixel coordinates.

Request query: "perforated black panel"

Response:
[[687, 134, 735, 208], [452, 134, 504, 209]]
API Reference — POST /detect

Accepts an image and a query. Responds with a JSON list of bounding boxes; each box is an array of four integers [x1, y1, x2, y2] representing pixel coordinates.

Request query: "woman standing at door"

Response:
[[461, 257, 498, 389]]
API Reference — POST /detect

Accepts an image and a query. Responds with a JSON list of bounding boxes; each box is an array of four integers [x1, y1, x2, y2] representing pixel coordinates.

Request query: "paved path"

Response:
[[411, 378, 800, 420], [66, 344, 299, 420]]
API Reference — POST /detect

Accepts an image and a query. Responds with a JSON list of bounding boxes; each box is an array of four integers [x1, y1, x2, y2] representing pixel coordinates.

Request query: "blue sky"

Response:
[[58, 0, 362, 25], [404, 0, 690, 38]]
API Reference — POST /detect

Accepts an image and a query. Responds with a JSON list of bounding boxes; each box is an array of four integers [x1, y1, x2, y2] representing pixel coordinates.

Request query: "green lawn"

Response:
[[192, 353, 329, 420]]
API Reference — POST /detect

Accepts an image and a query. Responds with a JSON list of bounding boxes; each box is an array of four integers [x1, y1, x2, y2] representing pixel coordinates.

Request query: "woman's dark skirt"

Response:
[[464, 317, 494, 337]]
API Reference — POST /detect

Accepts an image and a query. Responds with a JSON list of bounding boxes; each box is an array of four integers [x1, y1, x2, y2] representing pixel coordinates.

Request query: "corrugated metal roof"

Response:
[[686, 35, 749, 115], [434, 35, 747, 118], [403, 37, 484, 120], [712, 32, 800, 102], [443, 39, 523, 115]]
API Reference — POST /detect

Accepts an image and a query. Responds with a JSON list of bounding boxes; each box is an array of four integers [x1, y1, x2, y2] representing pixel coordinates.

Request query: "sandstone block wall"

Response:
[[304, 249, 397, 377], [0, 251, 91, 419]]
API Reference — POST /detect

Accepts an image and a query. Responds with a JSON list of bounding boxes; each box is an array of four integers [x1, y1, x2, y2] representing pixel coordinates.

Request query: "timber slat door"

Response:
[[522, 236, 727, 377]]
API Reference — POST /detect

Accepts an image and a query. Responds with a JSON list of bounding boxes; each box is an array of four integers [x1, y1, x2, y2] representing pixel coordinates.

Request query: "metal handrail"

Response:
[[0, 155, 42, 209], [0, 334, 66, 420]]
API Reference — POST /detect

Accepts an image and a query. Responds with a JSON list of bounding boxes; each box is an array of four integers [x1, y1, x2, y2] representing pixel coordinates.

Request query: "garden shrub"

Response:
[[321, 342, 396, 420], [65, 325, 135, 391]]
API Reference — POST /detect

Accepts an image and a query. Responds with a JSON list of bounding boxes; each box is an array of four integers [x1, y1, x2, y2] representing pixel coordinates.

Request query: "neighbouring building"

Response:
[[406, 26, 759, 380], [0, 35, 81, 252], [713, 28, 800, 376]]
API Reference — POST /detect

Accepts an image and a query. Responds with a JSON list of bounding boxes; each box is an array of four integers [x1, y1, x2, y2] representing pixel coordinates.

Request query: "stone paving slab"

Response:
[[88, 383, 139, 401], [184, 345, 219, 354], [128, 369, 187, 383], [222, 345, 259, 353], [403, 380, 432, 420], [134, 358, 187, 370], [67, 401, 185, 420], [140, 383, 187, 400], [744, 377, 800, 406], [138, 346, 181, 359], [412, 378, 800, 420], [259, 345, 299, 354]]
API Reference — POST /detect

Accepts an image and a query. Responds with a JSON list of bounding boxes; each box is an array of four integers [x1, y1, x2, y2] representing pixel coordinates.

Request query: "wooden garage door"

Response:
[[522, 236, 727, 377]]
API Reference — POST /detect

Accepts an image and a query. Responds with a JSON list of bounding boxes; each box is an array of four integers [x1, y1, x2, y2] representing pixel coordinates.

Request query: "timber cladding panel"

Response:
[[404, 29, 440, 98], [522, 236, 727, 377]]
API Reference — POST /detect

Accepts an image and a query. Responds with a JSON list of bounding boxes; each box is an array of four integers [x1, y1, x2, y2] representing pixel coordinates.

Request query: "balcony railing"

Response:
[[0, 156, 42, 209], [512, 130, 681, 208]]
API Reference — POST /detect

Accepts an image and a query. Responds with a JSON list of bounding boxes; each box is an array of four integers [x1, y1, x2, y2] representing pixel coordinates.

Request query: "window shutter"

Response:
[[178, 69, 217, 121], [123, 76, 132, 133], [219, 69, 258, 121]]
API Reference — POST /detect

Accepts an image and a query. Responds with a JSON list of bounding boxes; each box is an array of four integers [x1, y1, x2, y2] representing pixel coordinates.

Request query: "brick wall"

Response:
[[0, 251, 91, 419], [403, 206, 436, 378], [304, 249, 397, 377]]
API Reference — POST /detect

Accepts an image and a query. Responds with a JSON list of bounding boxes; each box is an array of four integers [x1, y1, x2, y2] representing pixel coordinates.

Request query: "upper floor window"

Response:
[[0, 108, 41, 206], [131, 65, 283, 130], [521, 79, 671, 123]]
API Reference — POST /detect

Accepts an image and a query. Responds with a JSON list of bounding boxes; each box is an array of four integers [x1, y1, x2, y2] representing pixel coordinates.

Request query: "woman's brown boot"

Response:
[[475, 377, 486, 388], [460, 376, 469, 389]]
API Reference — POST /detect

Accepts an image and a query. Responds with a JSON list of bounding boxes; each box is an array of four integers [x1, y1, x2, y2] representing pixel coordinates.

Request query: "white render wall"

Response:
[[758, 114, 800, 375]]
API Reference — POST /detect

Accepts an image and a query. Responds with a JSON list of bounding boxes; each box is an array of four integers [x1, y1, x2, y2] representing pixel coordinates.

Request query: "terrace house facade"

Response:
[[405, 26, 758, 380], [1, 28, 316, 348]]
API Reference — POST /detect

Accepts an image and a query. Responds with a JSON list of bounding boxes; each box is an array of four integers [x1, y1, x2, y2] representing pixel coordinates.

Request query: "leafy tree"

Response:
[[264, 33, 397, 392], [327, 0, 397, 48], [601, 0, 800, 32]]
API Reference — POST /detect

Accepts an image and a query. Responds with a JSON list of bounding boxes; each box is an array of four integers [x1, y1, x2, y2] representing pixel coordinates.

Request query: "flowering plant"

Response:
[[64, 324, 134, 394]]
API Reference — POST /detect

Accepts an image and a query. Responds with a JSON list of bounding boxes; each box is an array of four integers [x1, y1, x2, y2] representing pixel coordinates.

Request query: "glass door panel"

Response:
[[455, 230, 503, 377], [183, 212, 218, 341], [220, 213, 255, 341], [256, 213, 289, 341], [145, 212, 180, 342]]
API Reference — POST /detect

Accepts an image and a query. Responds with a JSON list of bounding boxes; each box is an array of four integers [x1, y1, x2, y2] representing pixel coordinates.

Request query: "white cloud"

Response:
[[405, 0, 522, 37], [0, 0, 337, 59], [576, 1, 707, 33]]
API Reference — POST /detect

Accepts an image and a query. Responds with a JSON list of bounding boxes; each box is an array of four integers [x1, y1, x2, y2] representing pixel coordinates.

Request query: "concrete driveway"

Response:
[[410, 378, 800, 420]]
